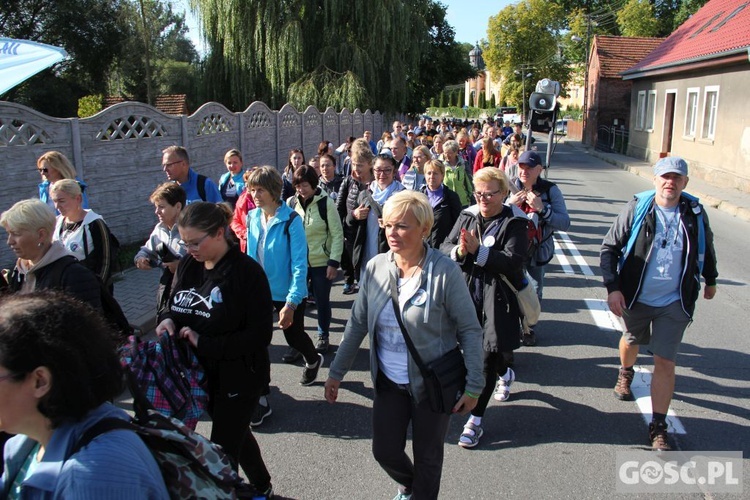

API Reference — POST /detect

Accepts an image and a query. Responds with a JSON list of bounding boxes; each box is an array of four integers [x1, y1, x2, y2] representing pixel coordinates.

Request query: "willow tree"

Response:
[[190, 0, 449, 112]]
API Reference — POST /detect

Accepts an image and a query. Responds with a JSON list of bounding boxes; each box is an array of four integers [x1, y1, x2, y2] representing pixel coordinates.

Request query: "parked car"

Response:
[[555, 119, 569, 135]]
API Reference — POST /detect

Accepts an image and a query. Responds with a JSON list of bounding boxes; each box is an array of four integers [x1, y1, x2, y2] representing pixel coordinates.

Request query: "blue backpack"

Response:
[[619, 189, 706, 273]]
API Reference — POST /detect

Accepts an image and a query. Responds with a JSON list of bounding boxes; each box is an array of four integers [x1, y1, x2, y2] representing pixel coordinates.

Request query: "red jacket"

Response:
[[231, 190, 256, 253], [473, 150, 502, 173]]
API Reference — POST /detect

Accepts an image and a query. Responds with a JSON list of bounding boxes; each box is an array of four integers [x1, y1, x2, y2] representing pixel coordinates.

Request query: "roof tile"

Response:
[[625, 0, 750, 74], [593, 36, 664, 78]]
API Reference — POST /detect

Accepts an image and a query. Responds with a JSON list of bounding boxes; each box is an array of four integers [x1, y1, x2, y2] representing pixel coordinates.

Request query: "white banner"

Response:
[[0, 38, 68, 95]]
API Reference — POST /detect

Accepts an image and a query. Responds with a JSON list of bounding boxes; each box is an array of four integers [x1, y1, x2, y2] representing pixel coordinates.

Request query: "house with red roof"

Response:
[[621, 0, 750, 192], [584, 35, 663, 148]]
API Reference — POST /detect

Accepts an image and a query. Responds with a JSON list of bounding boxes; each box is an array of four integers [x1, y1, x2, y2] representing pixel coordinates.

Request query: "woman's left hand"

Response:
[[279, 305, 295, 330], [179, 326, 200, 348], [452, 393, 478, 415], [325, 265, 337, 280]]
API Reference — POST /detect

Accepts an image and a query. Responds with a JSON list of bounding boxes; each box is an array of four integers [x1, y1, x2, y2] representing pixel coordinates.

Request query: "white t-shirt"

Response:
[[375, 275, 421, 384]]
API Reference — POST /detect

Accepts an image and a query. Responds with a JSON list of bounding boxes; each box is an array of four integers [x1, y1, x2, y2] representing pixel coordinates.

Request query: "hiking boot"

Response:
[[300, 353, 324, 386], [315, 337, 329, 354], [614, 367, 635, 401], [493, 368, 516, 402], [250, 399, 272, 427], [521, 329, 537, 346], [649, 421, 671, 451], [282, 347, 302, 364]]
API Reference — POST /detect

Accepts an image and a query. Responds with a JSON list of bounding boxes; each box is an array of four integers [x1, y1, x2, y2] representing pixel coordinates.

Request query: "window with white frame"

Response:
[[645, 90, 657, 131], [635, 91, 646, 130], [684, 88, 699, 137], [701, 86, 719, 140]]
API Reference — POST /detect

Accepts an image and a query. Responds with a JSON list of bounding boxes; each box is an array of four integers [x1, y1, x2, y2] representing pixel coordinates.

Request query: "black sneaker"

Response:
[[281, 347, 302, 364], [342, 283, 355, 295], [300, 353, 324, 386], [250, 399, 272, 427], [315, 337, 329, 354], [521, 329, 537, 346]]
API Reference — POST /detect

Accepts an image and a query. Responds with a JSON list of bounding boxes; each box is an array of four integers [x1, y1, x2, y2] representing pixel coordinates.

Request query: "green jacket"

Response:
[[288, 188, 344, 268], [440, 157, 472, 206]]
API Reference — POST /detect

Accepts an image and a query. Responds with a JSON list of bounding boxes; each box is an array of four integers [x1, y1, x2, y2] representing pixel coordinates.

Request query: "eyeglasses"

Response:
[[474, 190, 502, 200], [373, 169, 393, 176], [0, 372, 17, 383], [162, 160, 183, 169], [37, 167, 49, 173], [179, 233, 211, 250]]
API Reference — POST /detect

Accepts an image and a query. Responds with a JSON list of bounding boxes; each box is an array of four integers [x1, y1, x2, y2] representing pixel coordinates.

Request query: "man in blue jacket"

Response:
[[600, 157, 718, 451], [162, 145, 222, 204]]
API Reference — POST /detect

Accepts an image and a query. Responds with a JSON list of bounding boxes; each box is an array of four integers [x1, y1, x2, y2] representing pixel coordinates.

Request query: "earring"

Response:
[[37, 242, 43, 247]]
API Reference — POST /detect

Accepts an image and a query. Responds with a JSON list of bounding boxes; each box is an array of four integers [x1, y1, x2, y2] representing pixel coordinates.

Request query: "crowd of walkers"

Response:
[[0, 116, 717, 499]]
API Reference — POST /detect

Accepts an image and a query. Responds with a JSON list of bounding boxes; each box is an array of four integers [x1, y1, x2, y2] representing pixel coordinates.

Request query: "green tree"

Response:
[[110, 0, 199, 104], [484, 0, 571, 112], [478, 93, 486, 109], [439, 90, 446, 107], [489, 94, 496, 109], [617, 0, 659, 37], [0, 0, 126, 116]]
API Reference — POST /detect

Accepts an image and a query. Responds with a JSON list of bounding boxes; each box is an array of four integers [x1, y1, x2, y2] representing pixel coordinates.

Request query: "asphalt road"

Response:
[[159, 140, 750, 499]]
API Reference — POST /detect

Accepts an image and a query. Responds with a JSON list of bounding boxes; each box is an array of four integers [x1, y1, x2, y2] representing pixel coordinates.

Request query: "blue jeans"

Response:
[[308, 266, 332, 338]]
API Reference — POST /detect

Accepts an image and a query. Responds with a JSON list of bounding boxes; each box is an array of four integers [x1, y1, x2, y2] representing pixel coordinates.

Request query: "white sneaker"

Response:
[[493, 367, 515, 402]]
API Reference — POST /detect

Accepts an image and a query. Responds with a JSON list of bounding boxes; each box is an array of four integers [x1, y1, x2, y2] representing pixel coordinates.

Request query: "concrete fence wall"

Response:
[[0, 101, 385, 267]]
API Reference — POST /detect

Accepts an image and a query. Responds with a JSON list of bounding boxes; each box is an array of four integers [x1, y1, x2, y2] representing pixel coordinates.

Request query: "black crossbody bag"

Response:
[[389, 277, 466, 414]]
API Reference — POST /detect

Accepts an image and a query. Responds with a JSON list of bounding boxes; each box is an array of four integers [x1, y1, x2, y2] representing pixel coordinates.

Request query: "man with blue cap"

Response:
[[600, 156, 718, 451]]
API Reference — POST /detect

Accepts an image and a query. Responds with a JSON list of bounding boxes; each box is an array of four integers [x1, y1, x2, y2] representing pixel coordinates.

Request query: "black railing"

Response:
[[596, 125, 629, 154]]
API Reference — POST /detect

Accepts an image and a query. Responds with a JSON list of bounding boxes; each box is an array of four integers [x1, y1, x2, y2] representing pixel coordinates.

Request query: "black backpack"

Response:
[[45, 257, 133, 339]]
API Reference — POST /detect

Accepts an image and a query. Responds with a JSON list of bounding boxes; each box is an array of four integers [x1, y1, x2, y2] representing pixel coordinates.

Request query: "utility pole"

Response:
[[582, 14, 592, 144], [514, 64, 534, 127]]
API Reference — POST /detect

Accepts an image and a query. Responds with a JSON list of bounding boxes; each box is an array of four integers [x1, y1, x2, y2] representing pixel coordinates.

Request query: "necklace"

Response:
[[656, 206, 680, 249], [397, 250, 426, 293]]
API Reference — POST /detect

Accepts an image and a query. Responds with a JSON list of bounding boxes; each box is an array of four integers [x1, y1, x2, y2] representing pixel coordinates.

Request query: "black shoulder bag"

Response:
[[389, 276, 466, 414]]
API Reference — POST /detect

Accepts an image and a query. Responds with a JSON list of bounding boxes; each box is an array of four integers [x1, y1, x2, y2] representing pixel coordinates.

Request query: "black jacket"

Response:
[[421, 185, 462, 248], [6, 254, 102, 310], [441, 205, 528, 352], [337, 176, 368, 270], [600, 194, 718, 318], [159, 245, 274, 396]]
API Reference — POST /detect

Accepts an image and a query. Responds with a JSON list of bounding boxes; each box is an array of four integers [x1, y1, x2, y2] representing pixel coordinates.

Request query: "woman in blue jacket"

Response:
[[245, 166, 323, 427], [36, 151, 89, 212]]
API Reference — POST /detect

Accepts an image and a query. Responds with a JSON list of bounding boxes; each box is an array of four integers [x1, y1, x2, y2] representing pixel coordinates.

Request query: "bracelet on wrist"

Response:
[[285, 301, 297, 311], [464, 390, 480, 399]]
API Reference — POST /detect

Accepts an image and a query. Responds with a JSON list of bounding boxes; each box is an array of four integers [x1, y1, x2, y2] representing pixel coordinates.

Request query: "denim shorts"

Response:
[[621, 300, 691, 361]]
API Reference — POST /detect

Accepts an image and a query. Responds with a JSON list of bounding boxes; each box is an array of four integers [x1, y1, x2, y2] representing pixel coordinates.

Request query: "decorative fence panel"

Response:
[[0, 101, 384, 266]]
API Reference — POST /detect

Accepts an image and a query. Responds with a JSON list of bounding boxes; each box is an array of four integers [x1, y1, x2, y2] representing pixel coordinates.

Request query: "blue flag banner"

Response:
[[0, 38, 68, 95]]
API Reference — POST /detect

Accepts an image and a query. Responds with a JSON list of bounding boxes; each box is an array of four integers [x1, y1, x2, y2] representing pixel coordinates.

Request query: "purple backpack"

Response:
[[121, 333, 207, 430]]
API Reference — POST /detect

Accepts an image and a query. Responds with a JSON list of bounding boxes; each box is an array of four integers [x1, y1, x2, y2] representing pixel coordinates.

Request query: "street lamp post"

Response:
[[514, 68, 534, 124]]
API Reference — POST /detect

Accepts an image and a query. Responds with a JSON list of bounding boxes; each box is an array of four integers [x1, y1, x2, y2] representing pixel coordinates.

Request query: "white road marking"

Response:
[[632, 366, 687, 435], [554, 239, 575, 274], [584, 299, 687, 436], [583, 299, 623, 332], [556, 231, 594, 276]]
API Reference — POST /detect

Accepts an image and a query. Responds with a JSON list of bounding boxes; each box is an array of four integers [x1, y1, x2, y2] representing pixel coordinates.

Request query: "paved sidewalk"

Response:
[[564, 140, 750, 222], [113, 267, 160, 333]]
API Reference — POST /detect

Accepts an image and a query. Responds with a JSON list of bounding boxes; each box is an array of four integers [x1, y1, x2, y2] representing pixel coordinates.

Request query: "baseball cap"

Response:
[[518, 150, 542, 166], [654, 156, 688, 176]]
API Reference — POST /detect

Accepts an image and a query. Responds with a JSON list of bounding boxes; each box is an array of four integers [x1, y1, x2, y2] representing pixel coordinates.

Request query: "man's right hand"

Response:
[[607, 291, 627, 317]]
